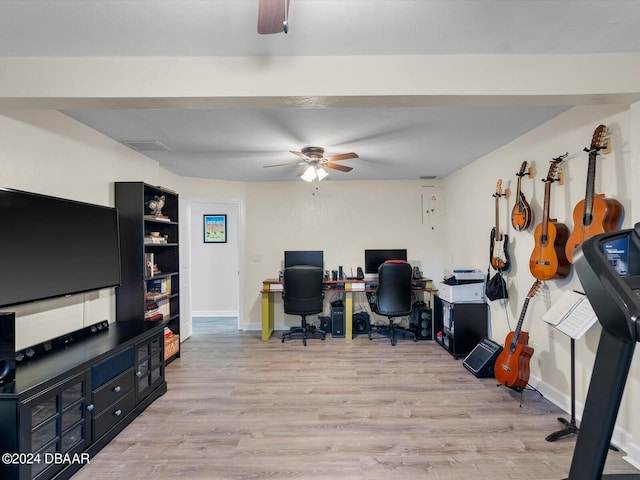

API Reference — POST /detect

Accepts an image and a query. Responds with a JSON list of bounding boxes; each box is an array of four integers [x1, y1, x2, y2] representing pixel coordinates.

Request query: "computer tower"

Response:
[[410, 302, 433, 340], [0, 312, 16, 386], [331, 305, 345, 337]]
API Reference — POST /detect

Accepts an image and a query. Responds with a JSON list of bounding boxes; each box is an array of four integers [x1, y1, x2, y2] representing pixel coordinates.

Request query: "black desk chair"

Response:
[[368, 260, 417, 346], [281, 265, 326, 346]]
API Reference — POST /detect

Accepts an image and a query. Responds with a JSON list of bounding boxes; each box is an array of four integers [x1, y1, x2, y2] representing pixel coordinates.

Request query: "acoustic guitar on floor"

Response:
[[529, 154, 570, 281], [511, 161, 534, 231], [489, 179, 510, 272], [494, 279, 541, 391], [565, 125, 623, 263]]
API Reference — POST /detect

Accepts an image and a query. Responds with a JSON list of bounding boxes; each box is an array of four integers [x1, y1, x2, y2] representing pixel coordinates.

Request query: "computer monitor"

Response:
[[364, 249, 408, 274], [284, 250, 324, 269]]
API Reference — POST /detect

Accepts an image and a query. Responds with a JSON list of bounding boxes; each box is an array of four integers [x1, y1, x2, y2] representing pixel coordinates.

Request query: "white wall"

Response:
[[0, 109, 177, 348], [445, 103, 640, 460], [176, 176, 449, 332]]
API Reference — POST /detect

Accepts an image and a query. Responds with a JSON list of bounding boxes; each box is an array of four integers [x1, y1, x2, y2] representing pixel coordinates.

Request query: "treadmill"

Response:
[[568, 223, 640, 479]]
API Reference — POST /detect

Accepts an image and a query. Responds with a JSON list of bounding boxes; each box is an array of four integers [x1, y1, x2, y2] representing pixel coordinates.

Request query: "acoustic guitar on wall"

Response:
[[529, 154, 570, 281], [494, 279, 542, 391], [565, 125, 623, 263], [489, 180, 510, 272], [511, 161, 534, 231]]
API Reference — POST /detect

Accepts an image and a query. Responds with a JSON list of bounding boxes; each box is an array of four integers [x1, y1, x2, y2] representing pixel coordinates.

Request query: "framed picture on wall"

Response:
[[203, 214, 227, 243]]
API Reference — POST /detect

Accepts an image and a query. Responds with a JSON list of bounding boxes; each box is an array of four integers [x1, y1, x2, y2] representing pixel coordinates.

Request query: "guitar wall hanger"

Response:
[[493, 188, 510, 199], [542, 153, 568, 185]]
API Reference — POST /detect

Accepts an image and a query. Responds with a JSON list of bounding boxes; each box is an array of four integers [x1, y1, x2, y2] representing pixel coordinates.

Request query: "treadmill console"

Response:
[[575, 223, 640, 342]]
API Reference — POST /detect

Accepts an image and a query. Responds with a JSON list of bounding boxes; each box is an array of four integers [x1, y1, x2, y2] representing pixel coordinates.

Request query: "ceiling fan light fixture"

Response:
[[316, 167, 329, 181], [301, 165, 317, 182]]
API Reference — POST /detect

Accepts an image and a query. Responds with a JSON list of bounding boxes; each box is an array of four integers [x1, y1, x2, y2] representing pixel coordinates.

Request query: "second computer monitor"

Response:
[[284, 250, 324, 269], [364, 249, 408, 275]]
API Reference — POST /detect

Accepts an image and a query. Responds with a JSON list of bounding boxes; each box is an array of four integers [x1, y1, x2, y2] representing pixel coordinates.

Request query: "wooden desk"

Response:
[[261, 278, 435, 341]]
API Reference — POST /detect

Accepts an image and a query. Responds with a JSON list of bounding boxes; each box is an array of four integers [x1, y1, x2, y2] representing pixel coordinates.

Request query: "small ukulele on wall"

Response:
[[511, 161, 534, 231], [489, 179, 510, 272], [494, 279, 541, 391], [565, 125, 623, 263], [529, 154, 570, 281]]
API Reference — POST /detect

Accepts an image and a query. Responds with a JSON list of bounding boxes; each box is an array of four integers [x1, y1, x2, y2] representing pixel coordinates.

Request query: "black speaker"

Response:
[[319, 315, 332, 334], [331, 305, 345, 338], [0, 312, 16, 386], [463, 337, 503, 378], [352, 311, 370, 336], [410, 302, 432, 340]]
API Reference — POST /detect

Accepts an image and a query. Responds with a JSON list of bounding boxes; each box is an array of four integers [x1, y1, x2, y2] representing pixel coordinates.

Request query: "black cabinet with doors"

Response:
[[0, 321, 167, 480], [434, 295, 489, 359]]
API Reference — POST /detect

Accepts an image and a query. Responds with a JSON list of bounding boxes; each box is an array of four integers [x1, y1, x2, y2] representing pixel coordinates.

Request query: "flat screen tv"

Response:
[[284, 250, 324, 269], [364, 249, 408, 274], [0, 188, 121, 308]]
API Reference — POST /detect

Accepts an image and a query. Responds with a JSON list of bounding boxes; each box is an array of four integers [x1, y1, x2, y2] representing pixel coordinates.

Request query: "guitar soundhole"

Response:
[[582, 213, 593, 226], [540, 234, 548, 246]]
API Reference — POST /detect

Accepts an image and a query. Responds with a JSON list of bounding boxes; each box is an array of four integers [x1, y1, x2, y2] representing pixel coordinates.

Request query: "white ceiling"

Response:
[[2, 0, 640, 181]]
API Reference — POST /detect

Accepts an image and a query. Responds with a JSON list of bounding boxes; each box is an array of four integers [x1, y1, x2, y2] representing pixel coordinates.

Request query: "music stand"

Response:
[[542, 290, 598, 443]]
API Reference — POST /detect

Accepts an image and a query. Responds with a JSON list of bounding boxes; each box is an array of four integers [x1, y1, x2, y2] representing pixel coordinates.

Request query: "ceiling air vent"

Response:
[[420, 175, 437, 179], [120, 140, 172, 152]]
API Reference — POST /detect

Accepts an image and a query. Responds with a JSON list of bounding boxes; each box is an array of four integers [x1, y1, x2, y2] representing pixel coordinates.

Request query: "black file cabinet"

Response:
[[434, 295, 488, 359]]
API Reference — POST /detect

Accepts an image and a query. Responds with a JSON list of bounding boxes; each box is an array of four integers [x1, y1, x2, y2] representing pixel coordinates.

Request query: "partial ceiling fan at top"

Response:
[[258, 0, 290, 34], [263, 146, 359, 181]]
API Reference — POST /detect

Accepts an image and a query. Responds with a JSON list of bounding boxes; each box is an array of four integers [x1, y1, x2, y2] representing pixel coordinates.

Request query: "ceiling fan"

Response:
[[263, 146, 359, 181], [257, 0, 290, 34]]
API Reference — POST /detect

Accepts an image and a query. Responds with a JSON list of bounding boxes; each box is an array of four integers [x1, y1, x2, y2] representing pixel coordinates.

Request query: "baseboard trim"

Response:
[[529, 373, 633, 457], [192, 310, 238, 318]]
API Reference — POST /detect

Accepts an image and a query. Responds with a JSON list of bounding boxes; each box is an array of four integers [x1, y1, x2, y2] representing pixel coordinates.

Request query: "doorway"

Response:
[[186, 200, 241, 330]]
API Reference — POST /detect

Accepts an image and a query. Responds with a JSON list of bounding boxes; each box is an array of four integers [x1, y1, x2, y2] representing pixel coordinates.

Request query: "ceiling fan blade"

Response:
[[257, 0, 289, 34], [289, 150, 309, 160], [263, 161, 304, 168], [324, 162, 353, 173], [325, 152, 359, 162]]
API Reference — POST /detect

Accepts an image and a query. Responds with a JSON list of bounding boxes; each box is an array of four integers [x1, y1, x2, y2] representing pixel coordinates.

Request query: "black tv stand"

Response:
[[0, 320, 168, 480]]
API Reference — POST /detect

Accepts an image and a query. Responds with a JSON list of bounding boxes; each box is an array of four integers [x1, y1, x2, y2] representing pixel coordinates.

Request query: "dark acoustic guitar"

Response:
[[511, 161, 534, 231], [529, 155, 570, 281], [494, 280, 541, 391], [489, 179, 510, 271], [565, 125, 623, 263]]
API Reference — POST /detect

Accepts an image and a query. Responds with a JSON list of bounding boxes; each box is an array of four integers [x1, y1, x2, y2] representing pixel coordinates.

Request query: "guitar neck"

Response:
[[515, 176, 523, 204], [495, 195, 501, 239], [511, 297, 530, 346], [541, 181, 552, 236], [583, 151, 598, 220]]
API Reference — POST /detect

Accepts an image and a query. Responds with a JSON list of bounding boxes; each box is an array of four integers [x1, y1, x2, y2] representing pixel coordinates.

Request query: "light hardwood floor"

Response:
[[72, 318, 638, 480]]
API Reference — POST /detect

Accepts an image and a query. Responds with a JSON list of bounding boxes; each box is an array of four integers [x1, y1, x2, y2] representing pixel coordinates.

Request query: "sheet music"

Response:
[[542, 290, 598, 339]]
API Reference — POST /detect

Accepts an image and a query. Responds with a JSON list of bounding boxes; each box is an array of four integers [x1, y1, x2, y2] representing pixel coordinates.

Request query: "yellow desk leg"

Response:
[[344, 282, 353, 341], [261, 285, 274, 341]]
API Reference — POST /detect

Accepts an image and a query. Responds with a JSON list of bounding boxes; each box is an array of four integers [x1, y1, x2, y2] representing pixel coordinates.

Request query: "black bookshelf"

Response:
[[115, 182, 180, 362]]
